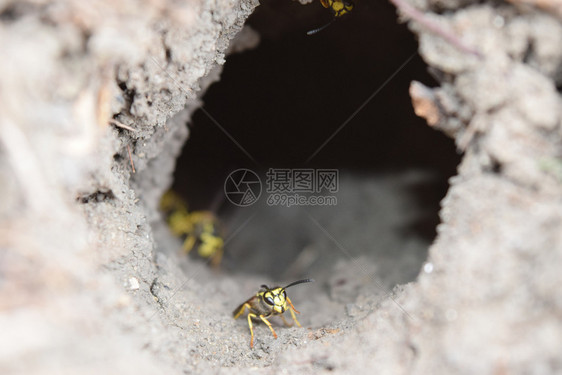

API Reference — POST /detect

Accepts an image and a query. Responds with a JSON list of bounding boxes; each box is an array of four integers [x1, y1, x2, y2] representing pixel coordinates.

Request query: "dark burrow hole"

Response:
[[168, 1, 460, 289]]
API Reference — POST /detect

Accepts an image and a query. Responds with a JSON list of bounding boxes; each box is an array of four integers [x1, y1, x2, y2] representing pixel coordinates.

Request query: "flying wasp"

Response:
[[308, 0, 354, 35], [160, 190, 224, 267], [233, 279, 314, 348]]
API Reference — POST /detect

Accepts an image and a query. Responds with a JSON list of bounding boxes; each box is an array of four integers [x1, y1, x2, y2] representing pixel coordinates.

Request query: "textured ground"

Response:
[[1, 0, 561, 374]]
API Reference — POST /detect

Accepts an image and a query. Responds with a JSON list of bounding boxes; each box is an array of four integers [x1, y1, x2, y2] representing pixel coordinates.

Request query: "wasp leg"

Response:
[[287, 297, 301, 314], [233, 303, 257, 348], [280, 314, 293, 327], [247, 313, 257, 347], [258, 315, 278, 340], [287, 297, 302, 327], [182, 234, 196, 254], [210, 246, 223, 267], [233, 302, 251, 319]]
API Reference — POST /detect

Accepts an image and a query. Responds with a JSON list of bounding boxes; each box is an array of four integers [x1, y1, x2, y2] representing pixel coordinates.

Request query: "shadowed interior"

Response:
[[170, 0, 460, 281]]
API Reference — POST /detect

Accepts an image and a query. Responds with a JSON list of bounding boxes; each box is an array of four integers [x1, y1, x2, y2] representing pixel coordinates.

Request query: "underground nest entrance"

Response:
[[163, 0, 459, 327]]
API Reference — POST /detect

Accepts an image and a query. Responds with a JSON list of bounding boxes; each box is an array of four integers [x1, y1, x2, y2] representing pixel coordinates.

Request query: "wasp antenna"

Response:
[[260, 284, 270, 290], [306, 19, 336, 36], [284, 278, 315, 289]]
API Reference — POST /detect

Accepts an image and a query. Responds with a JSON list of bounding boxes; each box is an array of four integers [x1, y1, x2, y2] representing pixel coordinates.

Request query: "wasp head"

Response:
[[260, 285, 288, 314], [258, 279, 314, 314]]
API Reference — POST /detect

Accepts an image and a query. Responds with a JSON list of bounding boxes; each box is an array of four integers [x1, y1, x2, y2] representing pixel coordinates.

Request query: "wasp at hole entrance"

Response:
[[233, 279, 314, 348], [321, 0, 353, 17], [308, 0, 354, 35]]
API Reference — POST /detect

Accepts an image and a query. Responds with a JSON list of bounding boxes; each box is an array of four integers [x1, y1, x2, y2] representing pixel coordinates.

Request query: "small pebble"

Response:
[[129, 277, 140, 290]]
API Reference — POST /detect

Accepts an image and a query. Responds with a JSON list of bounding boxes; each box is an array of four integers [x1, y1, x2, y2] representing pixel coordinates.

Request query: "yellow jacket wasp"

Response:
[[160, 191, 224, 266], [233, 279, 314, 348], [308, 0, 354, 35]]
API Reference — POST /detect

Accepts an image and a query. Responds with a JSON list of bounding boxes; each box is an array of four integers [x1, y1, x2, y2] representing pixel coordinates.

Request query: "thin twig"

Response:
[[109, 119, 137, 132], [127, 145, 136, 174]]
